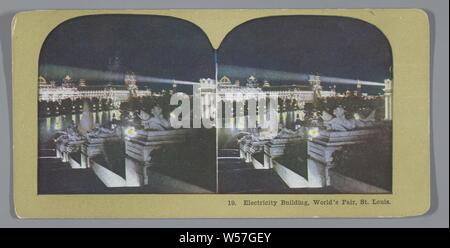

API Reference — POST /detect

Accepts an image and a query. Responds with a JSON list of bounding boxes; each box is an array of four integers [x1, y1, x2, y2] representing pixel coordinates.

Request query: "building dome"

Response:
[[219, 76, 232, 85], [38, 76, 47, 86], [62, 75, 74, 88]]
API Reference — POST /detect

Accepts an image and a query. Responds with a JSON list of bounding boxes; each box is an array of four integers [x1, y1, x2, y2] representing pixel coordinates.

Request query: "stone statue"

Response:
[[257, 108, 279, 140], [66, 126, 84, 141], [237, 133, 252, 144], [138, 110, 152, 129], [276, 123, 305, 138], [322, 107, 355, 131], [138, 106, 171, 131], [55, 126, 84, 153], [355, 110, 377, 128], [87, 123, 118, 138], [56, 126, 83, 142], [322, 107, 377, 131], [238, 126, 272, 144]]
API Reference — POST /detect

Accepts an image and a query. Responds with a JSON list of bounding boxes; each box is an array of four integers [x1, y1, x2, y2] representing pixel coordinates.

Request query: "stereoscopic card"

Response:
[[12, 9, 430, 218]]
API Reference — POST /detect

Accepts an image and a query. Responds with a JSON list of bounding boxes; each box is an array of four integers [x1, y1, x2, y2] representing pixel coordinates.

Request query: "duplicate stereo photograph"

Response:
[[37, 15, 393, 194]]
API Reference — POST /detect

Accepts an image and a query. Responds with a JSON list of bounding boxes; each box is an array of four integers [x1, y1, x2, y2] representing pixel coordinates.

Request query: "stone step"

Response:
[[38, 158, 107, 194], [218, 149, 240, 158], [218, 167, 289, 193], [218, 156, 289, 193], [218, 158, 253, 171], [38, 149, 57, 157]]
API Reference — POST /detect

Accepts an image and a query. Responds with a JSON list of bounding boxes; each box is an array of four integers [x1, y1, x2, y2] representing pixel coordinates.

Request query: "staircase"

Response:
[[218, 149, 289, 193], [217, 149, 340, 194], [38, 149, 107, 194]]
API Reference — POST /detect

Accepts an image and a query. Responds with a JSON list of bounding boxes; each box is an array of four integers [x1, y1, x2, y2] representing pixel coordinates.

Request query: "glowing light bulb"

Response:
[[308, 127, 320, 139], [125, 126, 137, 138]]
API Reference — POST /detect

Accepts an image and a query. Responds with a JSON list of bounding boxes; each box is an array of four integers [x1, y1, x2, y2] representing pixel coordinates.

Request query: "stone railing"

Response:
[[239, 137, 270, 169], [80, 134, 121, 169], [55, 139, 85, 163], [124, 129, 191, 186], [307, 128, 386, 189], [263, 136, 304, 169], [308, 129, 382, 167]]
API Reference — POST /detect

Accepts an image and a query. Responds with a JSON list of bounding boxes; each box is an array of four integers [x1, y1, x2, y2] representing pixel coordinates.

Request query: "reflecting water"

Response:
[[39, 109, 304, 150], [218, 110, 304, 148], [38, 110, 121, 145]]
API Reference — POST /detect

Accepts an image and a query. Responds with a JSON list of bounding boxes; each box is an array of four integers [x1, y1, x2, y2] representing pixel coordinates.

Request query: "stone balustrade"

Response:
[[80, 135, 121, 169], [307, 129, 383, 187], [239, 138, 252, 163], [263, 136, 304, 169], [56, 139, 85, 163], [124, 129, 191, 186], [248, 140, 270, 169]]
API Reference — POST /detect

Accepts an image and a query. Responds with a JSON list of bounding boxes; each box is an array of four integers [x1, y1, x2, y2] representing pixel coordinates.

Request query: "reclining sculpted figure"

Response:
[[55, 126, 84, 153], [276, 123, 306, 138], [322, 107, 377, 131], [87, 123, 118, 138], [138, 106, 171, 131], [355, 110, 377, 128]]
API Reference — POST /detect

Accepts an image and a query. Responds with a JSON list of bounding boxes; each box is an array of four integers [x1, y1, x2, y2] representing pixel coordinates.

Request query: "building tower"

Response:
[[246, 75, 258, 88], [384, 79, 393, 120], [356, 80, 363, 97], [309, 74, 322, 100], [62, 75, 73, 88], [124, 71, 138, 97], [78, 79, 87, 88], [172, 80, 177, 94], [331, 85, 337, 96]]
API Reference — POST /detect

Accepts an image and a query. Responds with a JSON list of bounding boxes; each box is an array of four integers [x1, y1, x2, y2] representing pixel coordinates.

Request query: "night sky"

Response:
[[218, 16, 392, 94], [39, 14, 392, 93], [39, 15, 215, 85]]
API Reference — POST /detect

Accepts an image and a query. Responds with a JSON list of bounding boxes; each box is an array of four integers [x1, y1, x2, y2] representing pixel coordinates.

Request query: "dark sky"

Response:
[[39, 15, 215, 85], [218, 16, 392, 93], [40, 15, 392, 93]]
